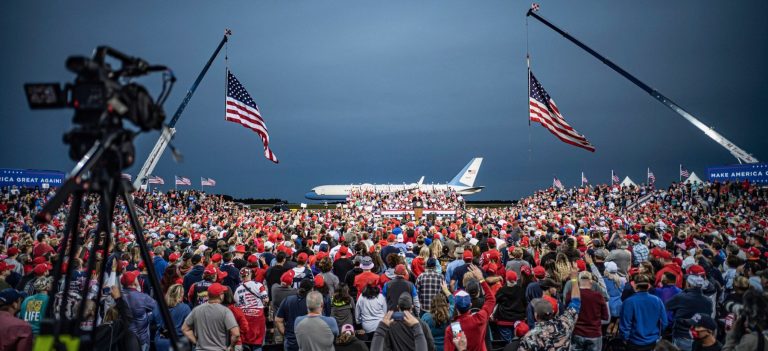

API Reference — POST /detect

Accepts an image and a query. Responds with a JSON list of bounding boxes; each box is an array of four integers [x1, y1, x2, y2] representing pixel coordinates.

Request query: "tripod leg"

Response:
[[75, 186, 114, 345], [44, 191, 83, 345], [119, 181, 183, 351], [88, 183, 119, 345]]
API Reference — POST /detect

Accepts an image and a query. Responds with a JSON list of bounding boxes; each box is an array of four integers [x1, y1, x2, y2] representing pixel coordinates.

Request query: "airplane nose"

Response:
[[305, 191, 319, 200]]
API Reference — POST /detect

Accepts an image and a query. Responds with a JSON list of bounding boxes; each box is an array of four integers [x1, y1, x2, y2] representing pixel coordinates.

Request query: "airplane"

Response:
[[304, 158, 484, 201]]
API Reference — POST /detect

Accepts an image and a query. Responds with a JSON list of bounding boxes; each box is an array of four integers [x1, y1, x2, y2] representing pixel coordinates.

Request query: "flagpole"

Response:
[[175, 176, 177, 191], [679, 164, 682, 183], [647, 167, 649, 185]]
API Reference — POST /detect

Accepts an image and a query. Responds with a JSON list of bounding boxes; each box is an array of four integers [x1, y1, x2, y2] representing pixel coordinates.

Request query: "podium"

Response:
[[413, 199, 424, 222]]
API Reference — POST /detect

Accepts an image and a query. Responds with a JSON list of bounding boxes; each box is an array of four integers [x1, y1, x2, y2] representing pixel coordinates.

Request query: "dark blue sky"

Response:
[[1, 1, 766, 201]]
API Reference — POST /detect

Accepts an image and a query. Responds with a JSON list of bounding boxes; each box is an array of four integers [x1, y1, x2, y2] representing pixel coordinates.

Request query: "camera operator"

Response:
[[722, 289, 768, 351]]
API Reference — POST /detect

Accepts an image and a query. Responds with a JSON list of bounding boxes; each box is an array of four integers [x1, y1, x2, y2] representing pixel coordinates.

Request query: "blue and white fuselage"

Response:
[[304, 158, 484, 201]]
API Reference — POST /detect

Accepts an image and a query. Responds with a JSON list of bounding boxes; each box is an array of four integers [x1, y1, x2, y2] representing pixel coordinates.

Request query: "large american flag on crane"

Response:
[[529, 71, 595, 152], [226, 70, 279, 163]]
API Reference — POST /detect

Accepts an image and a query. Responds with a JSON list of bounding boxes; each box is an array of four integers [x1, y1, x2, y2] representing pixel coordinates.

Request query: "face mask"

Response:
[[689, 327, 700, 340]]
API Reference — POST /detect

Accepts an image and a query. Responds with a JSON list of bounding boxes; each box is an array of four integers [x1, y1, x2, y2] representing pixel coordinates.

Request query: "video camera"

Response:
[[24, 46, 174, 171]]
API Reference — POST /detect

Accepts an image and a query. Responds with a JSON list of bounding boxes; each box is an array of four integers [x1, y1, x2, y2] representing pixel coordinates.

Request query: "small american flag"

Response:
[[648, 169, 656, 183], [680, 165, 690, 179], [226, 70, 279, 163], [121, 173, 132, 181], [553, 177, 564, 190], [148, 175, 164, 185], [581, 172, 588, 185], [201, 177, 216, 187], [531, 3, 540, 12], [529, 71, 595, 152], [175, 176, 191, 186], [612, 171, 620, 184]]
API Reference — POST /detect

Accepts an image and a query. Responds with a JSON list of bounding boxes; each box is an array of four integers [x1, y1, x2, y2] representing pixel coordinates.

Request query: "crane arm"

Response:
[[527, 10, 758, 164], [133, 30, 231, 189]]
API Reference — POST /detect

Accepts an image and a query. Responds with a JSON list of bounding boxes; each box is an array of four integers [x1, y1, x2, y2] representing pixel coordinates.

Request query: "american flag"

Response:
[[553, 177, 564, 190], [148, 175, 164, 185], [529, 71, 595, 152], [121, 173, 132, 181], [581, 172, 588, 185], [612, 171, 620, 184], [175, 176, 191, 186], [201, 177, 216, 186], [648, 169, 656, 183], [226, 70, 279, 163], [680, 165, 690, 179]]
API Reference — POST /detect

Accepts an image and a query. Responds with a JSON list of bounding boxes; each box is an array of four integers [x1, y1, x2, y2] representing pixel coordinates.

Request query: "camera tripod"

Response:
[[34, 130, 185, 351]]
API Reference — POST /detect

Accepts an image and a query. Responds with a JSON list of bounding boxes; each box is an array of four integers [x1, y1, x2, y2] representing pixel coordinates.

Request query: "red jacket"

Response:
[[228, 305, 250, 346], [444, 281, 496, 351], [655, 263, 683, 288]]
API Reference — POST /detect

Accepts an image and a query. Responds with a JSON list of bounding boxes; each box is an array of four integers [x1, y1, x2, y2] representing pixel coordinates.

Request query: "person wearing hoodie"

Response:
[[493, 270, 527, 343], [655, 250, 683, 288], [182, 254, 205, 296], [331, 284, 356, 329], [666, 274, 715, 351], [356, 280, 387, 340]]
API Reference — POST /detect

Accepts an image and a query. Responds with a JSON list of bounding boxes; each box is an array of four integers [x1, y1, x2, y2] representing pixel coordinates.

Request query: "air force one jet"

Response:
[[304, 158, 484, 201]]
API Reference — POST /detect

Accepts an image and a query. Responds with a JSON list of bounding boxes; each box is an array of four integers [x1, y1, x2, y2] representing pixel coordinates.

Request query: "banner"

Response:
[[0, 168, 65, 188], [707, 163, 768, 184]]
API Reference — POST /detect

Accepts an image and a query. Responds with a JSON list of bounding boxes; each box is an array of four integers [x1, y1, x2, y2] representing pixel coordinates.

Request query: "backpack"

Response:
[[605, 278, 624, 317]]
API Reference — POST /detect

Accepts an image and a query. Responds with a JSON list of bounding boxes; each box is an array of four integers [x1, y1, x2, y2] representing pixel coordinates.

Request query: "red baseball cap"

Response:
[[280, 270, 295, 286], [207, 283, 227, 297], [576, 259, 587, 272], [204, 264, 219, 275], [169, 253, 180, 262], [656, 250, 672, 260], [235, 245, 246, 254], [686, 264, 706, 277], [33, 263, 50, 276], [120, 271, 140, 286], [505, 270, 518, 282], [0, 262, 15, 272], [211, 253, 222, 263], [314, 274, 325, 288], [138, 261, 146, 270], [297, 252, 308, 263], [394, 264, 407, 276], [462, 250, 473, 262], [7, 247, 19, 256], [339, 246, 349, 257], [533, 266, 546, 278], [247, 254, 258, 264]]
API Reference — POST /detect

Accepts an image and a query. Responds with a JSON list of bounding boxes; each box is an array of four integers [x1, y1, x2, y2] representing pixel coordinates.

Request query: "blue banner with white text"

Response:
[[707, 163, 768, 184], [0, 168, 65, 188]]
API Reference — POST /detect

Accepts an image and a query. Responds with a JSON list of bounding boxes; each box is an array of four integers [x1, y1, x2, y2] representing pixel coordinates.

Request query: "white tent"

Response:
[[620, 176, 637, 188], [685, 172, 704, 184]]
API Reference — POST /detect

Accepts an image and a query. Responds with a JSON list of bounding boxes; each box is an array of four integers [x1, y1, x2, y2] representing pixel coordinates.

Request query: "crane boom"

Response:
[[134, 31, 231, 189], [527, 10, 759, 164]]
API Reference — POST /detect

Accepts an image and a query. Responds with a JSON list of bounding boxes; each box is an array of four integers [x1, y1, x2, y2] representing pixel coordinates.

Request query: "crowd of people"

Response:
[[347, 188, 463, 213], [0, 179, 767, 351]]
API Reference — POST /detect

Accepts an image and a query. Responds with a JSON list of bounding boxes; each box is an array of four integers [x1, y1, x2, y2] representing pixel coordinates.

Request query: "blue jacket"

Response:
[[153, 256, 168, 280], [123, 288, 158, 346], [183, 265, 204, 294], [665, 288, 713, 338], [619, 291, 667, 346]]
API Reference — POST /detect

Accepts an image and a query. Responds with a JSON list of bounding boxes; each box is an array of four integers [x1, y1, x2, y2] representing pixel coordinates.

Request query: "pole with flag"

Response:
[[679, 164, 682, 182], [581, 171, 588, 187]]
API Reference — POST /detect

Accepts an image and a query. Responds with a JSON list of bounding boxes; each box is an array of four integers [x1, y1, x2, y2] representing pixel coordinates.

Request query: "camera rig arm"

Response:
[[133, 30, 231, 189]]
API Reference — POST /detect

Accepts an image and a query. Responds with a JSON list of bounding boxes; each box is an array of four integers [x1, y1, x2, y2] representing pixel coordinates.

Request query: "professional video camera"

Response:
[[24, 47, 185, 351], [24, 46, 174, 173]]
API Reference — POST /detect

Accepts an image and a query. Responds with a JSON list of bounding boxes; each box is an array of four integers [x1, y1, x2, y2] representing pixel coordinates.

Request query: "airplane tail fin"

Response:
[[417, 176, 425, 185], [448, 158, 483, 187]]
